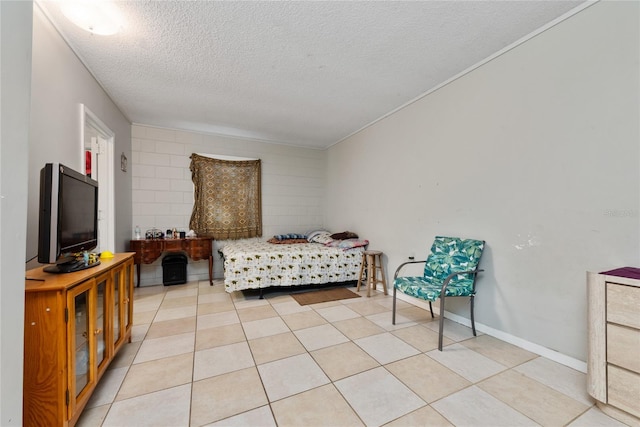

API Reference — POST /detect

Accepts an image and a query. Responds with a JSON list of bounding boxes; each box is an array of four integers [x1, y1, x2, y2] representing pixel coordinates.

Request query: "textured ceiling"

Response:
[[38, 1, 586, 149]]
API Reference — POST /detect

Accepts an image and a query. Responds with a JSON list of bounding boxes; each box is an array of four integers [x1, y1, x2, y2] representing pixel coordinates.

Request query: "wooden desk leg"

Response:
[[208, 255, 213, 286], [136, 263, 141, 288]]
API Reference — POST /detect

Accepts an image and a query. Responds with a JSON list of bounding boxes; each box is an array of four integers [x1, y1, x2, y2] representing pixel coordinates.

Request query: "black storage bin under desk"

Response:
[[162, 253, 188, 286]]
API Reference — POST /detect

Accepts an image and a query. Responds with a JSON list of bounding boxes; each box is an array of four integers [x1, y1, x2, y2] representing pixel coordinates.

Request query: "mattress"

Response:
[[220, 241, 364, 293]]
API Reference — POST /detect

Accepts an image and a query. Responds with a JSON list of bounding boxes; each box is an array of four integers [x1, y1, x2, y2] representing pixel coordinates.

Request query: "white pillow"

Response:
[[307, 230, 333, 244]]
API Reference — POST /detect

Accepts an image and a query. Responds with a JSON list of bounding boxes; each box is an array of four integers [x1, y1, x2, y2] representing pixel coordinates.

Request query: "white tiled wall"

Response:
[[132, 124, 327, 286]]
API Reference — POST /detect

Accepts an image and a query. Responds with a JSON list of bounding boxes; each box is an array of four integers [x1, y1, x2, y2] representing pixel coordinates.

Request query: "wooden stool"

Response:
[[356, 250, 387, 297]]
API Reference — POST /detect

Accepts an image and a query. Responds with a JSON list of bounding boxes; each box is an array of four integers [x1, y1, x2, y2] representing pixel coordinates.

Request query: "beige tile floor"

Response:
[[77, 280, 628, 427]]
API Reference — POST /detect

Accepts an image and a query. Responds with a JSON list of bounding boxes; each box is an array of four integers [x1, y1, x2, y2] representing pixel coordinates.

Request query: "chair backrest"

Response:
[[424, 236, 485, 289]]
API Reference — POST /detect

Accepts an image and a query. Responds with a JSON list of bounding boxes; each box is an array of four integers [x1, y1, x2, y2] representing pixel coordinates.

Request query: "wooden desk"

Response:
[[129, 237, 214, 286]]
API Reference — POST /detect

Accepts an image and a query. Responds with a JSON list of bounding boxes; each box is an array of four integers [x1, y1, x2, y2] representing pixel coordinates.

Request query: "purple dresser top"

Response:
[[600, 266, 640, 280]]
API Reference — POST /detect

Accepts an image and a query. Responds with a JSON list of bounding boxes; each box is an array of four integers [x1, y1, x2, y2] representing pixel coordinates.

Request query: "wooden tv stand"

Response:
[[129, 237, 214, 286], [23, 253, 134, 427]]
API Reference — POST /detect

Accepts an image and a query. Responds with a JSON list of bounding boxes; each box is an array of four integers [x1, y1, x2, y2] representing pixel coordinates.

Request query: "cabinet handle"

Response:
[[94, 329, 102, 335]]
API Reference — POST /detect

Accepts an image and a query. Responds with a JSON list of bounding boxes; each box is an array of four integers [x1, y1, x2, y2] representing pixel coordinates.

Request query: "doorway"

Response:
[[81, 105, 115, 253]]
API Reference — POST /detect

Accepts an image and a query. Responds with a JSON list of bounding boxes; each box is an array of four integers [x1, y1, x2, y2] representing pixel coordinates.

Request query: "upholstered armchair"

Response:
[[392, 236, 485, 351]]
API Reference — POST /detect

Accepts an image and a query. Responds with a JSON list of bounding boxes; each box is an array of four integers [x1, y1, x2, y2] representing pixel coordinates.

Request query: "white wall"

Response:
[[326, 1, 639, 361], [0, 2, 32, 423], [132, 124, 326, 286], [26, 4, 132, 267]]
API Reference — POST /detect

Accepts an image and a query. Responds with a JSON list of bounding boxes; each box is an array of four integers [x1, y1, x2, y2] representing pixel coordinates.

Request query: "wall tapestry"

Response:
[[189, 153, 262, 240]]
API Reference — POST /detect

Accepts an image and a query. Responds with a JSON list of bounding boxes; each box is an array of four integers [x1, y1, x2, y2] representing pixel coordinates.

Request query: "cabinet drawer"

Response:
[[608, 364, 640, 418], [188, 248, 210, 260], [164, 240, 185, 251], [137, 241, 162, 263], [607, 283, 640, 329], [189, 240, 211, 252], [607, 323, 640, 374]]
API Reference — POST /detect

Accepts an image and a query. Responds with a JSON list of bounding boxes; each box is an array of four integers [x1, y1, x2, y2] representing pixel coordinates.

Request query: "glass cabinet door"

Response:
[[74, 290, 90, 395], [113, 267, 122, 347], [67, 280, 96, 413], [95, 272, 110, 372], [124, 260, 133, 333]]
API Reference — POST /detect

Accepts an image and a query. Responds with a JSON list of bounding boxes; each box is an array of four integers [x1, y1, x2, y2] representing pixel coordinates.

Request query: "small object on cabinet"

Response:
[[145, 228, 164, 239]]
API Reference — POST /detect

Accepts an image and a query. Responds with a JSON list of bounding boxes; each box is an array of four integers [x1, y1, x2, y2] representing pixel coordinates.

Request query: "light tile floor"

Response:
[[77, 280, 628, 427]]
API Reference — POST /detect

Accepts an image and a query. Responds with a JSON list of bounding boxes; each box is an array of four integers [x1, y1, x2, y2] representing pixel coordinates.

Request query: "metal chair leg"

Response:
[[428, 301, 434, 318], [438, 297, 446, 351], [470, 295, 477, 336], [392, 287, 397, 324]]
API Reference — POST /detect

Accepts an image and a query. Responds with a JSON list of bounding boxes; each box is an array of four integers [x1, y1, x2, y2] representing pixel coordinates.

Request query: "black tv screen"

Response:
[[59, 171, 97, 250], [38, 163, 99, 268]]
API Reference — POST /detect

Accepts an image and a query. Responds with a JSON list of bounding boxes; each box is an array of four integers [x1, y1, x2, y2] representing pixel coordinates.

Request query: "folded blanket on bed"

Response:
[[267, 237, 308, 244], [330, 231, 359, 240]]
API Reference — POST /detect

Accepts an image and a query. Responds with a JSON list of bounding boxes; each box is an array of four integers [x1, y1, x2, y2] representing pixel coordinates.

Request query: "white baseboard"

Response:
[[393, 291, 587, 373]]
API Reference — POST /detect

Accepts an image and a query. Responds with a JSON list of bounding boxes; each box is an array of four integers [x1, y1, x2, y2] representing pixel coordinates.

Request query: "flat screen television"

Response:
[[38, 163, 100, 273]]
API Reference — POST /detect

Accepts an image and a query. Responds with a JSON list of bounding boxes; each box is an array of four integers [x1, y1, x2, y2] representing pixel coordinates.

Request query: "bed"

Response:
[[219, 239, 367, 296]]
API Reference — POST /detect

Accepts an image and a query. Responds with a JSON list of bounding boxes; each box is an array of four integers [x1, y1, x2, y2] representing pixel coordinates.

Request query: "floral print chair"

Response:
[[392, 236, 485, 351]]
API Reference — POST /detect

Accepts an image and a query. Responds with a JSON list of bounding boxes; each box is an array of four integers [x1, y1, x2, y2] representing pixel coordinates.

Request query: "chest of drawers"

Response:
[[587, 269, 640, 425]]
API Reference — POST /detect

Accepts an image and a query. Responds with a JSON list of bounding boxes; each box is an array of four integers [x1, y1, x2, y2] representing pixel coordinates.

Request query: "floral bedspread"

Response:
[[220, 241, 364, 292]]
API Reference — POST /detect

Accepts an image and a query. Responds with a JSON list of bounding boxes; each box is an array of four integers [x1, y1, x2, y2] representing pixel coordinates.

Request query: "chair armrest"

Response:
[[440, 269, 484, 294], [393, 260, 427, 280]]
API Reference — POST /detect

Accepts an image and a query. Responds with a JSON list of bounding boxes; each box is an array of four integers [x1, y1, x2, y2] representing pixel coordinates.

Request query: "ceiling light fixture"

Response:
[[59, 0, 124, 36]]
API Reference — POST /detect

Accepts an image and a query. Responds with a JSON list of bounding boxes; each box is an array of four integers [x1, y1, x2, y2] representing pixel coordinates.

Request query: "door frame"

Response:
[[80, 105, 115, 253]]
